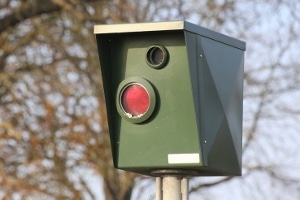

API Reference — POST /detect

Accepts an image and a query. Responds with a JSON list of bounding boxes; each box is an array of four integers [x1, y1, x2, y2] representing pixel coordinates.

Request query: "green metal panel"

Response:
[[184, 31, 244, 175], [200, 35, 244, 175]]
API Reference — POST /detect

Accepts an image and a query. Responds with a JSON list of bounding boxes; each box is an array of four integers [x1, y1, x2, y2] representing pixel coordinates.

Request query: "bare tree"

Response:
[[0, 0, 135, 199], [1, 0, 300, 200]]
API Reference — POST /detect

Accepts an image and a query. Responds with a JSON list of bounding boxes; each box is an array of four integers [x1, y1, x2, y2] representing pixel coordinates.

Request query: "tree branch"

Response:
[[0, 0, 61, 33], [189, 176, 233, 193]]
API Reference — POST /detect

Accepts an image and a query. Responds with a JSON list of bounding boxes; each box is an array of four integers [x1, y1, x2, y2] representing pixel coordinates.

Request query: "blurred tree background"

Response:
[[0, 0, 300, 199]]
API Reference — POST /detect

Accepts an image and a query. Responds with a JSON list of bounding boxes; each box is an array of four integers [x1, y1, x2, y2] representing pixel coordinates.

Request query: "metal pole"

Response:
[[162, 176, 181, 200], [154, 170, 192, 200], [156, 177, 162, 200], [181, 177, 189, 200]]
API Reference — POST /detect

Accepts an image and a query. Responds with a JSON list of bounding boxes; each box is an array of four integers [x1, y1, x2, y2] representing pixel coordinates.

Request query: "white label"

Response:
[[168, 153, 200, 164]]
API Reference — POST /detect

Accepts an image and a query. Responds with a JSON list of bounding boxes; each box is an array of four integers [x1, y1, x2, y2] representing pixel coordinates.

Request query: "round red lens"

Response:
[[121, 84, 150, 117]]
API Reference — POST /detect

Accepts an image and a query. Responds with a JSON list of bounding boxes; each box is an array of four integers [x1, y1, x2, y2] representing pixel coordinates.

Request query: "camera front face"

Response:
[[104, 31, 201, 174]]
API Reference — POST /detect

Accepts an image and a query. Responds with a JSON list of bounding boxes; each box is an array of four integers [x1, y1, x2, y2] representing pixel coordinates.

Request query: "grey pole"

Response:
[[153, 170, 192, 200], [181, 177, 189, 200], [162, 176, 182, 200], [156, 177, 162, 200]]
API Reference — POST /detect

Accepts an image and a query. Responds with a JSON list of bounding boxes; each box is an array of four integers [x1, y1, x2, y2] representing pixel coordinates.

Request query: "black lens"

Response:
[[149, 47, 163, 65], [146, 45, 168, 69]]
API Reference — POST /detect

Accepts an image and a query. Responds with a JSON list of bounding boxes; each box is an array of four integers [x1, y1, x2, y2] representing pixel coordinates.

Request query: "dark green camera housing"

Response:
[[94, 21, 246, 176]]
